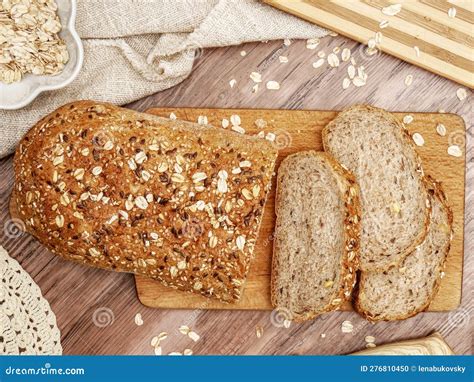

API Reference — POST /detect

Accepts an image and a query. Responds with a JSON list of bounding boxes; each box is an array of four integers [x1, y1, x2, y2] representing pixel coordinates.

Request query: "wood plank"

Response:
[[263, 0, 474, 88], [135, 107, 465, 312]]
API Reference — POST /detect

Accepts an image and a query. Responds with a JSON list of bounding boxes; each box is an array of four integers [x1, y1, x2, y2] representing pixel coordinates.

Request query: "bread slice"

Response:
[[13, 101, 278, 303], [322, 105, 430, 271], [354, 178, 453, 321], [271, 151, 361, 321]]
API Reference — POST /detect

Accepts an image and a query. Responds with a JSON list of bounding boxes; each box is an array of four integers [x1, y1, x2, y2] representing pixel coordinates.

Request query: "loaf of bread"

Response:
[[13, 101, 278, 303], [322, 105, 430, 272], [271, 151, 361, 321], [355, 178, 453, 321]]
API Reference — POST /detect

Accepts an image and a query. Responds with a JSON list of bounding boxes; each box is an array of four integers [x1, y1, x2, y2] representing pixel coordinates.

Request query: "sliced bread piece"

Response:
[[354, 179, 453, 321], [322, 105, 430, 271], [271, 151, 361, 321]]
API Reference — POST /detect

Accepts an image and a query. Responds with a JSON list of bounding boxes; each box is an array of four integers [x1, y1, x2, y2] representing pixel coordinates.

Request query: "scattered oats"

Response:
[[74, 168, 85, 180], [240, 50, 247, 57], [333, 46, 341, 54], [448, 7, 456, 18], [168, 352, 182, 356], [135, 196, 149, 210], [103, 141, 114, 151], [306, 38, 320, 49], [141, 170, 151, 182], [179, 325, 190, 335], [405, 74, 413, 86], [256, 131, 265, 139], [341, 48, 351, 62], [135, 151, 147, 164], [208, 235, 218, 249], [217, 177, 228, 193], [266, 81, 280, 90], [183, 349, 193, 355], [347, 65, 356, 79], [414, 46, 420, 57], [265, 132, 276, 142], [403, 115, 414, 124], [382, 3, 402, 16], [367, 38, 376, 49], [256, 326, 264, 338], [365, 335, 376, 343], [439, 109, 446, 113], [317, 50, 326, 58], [134, 313, 144, 326], [230, 114, 241, 126], [412, 132, 425, 146], [312, 58, 325, 69], [375, 32, 382, 44], [342, 77, 351, 90], [222, 118, 229, 128], [229, 79, 237, 88], [169, 112, 177, 120], [279, 56, 288, 63], [321, 333, 326, 338], [250, 72, 262, 83], [55, 215, 64, 228], [231, 125, 246, 134], [236, 235, 246, 250], [328, 31, 338, 37], [255, 118, 267, 129], [379, 19, 389, 28], [447, 145, 462, 157], [327, 53, 340, 68], [283, 319, 291, 328], [456, 88, 467, 101], [352, 76, 366, 87], [92, 166, 103, 176], [436, 123, 447, 136], [240, 160, 251, 168], [283, 38, 291, 46], [154, 346, 162, 355], [151, 336, 159, 347], [252, 84, 259, 93], [198, 115, 208, 125], [188, 331, 200, 342], [341, 320, 354, 333], [366, 343, 377, 348]]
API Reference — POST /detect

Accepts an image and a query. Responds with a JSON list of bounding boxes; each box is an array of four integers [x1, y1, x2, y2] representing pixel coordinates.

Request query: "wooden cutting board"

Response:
[[135, 107, 466, 312], [263, 0, 474, 89]]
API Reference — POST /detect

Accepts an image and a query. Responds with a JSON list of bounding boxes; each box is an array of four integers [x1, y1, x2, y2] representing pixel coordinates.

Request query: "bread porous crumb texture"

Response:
[[13, 101, 278, 303], [323, 104, 430, 271], [355, 179, 453, 321], [271, 151, 360, 321]]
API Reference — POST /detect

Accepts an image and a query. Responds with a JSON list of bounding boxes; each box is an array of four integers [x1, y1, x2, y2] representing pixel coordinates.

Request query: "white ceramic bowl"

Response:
[[0, 0, 83, 110]]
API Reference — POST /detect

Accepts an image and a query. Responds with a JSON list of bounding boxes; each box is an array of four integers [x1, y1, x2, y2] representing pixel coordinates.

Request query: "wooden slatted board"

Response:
[[135, 107, 466, 311], [263, 0, 474, 88]]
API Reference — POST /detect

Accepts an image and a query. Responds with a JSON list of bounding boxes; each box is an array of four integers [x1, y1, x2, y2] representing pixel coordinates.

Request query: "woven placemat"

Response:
[[0, 246, 62, 355]]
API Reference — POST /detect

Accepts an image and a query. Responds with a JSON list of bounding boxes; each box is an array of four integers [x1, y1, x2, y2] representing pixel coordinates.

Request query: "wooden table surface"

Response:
[[1, 35, 472, 355]]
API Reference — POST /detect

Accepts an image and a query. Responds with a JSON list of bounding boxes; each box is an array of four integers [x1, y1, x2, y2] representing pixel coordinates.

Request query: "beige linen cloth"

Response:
[[0, 0, 327, 158]]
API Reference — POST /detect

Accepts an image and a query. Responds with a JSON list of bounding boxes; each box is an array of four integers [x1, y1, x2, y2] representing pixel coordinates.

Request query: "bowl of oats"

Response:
[[0, 0, 83, 110]]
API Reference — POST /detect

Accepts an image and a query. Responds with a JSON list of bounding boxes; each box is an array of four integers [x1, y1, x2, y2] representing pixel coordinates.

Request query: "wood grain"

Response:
[[0, 35, 472, 355], [264, 0, 474, 88], [135, 108, 465, 312]]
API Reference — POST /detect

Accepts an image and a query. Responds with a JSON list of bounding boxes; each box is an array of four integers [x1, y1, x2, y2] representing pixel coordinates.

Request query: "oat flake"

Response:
[[412, 132, 425, 146]]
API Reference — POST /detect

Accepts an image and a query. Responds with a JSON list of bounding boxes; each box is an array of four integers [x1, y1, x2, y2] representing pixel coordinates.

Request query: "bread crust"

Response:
[[322, 104, 431, 272], [13, 101, 278, 303], [271, 151, 361, 322], [354, 177, 453, 321]]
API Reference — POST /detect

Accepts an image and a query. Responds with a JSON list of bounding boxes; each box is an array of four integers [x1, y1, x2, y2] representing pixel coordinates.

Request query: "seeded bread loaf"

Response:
[[13, 101, 278, 303], [271, 151, 361, 321], [322, 105, 430, 272], [354, 179, 453, 321]]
